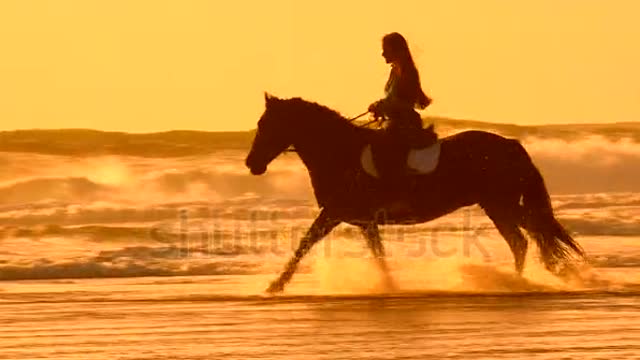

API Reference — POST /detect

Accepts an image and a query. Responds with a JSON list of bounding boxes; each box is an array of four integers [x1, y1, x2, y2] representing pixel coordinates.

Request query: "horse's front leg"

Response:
[[267, 209, 340, 293], [359, 222, 396, 292]]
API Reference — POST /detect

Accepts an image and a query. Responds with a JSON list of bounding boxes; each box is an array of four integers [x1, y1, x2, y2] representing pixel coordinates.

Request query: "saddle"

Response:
[[404, 124, 438, 149], [361, 125, 440, 178]]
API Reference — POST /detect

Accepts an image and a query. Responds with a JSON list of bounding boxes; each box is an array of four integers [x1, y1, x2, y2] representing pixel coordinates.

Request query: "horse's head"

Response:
[[245, 94, 298, 175]]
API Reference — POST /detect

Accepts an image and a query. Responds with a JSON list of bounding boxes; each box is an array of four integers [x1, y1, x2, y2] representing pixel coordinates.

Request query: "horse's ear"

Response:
[[264, 92, 278, 105]]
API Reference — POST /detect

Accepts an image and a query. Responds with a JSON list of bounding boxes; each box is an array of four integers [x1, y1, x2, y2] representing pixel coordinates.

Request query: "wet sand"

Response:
[[1, 274, 639, 360]]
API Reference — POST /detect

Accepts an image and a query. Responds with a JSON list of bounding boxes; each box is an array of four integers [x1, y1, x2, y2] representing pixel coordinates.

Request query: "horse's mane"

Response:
[[274, 97, 375, 147], [284, 97, 352, 125]]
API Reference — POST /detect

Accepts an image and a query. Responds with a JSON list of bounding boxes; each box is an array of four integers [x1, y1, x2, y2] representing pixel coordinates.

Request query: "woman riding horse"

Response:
[[368, 32, 433, 201], [245, 34, 584, 293]]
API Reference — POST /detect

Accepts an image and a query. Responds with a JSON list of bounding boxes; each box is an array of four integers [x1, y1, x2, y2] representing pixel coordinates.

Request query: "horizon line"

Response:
[[1, 118, 639, 134]]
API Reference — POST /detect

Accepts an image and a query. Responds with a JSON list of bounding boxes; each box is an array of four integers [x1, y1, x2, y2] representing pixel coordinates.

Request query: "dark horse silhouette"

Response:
[[245, 94, 585, 293]]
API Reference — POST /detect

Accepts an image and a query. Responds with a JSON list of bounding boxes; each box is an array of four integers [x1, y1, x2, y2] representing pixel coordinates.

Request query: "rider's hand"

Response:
[[368, 100, 384, 120], [368, 101, 379, 113]]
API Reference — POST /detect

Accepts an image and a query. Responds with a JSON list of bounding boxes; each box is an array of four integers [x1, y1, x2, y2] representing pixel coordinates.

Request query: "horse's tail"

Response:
[[516, 141, 585, 271]]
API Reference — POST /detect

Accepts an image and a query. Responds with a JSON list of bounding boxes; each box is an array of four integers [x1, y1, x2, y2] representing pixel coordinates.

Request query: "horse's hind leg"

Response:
[[485, 209, 528, 275], [360, 222, 385, 257], [359, 222, 396, 291]]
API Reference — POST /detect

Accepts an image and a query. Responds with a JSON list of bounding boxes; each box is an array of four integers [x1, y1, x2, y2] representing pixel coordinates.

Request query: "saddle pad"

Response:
[[360, 142, 441, 178]]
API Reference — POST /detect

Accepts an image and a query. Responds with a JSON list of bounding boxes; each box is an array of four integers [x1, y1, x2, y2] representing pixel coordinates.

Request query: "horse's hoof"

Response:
[[383, 278, 398, 293], [556, 263, 581, 281], [266, 280, 284, 294]]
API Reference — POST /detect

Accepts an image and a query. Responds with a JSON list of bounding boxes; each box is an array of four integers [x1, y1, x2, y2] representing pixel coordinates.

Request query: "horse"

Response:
[[245, 94, 585, 293]]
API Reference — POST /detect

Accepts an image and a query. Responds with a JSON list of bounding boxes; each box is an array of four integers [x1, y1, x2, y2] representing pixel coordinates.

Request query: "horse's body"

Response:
[[246, 95, 584, 293]]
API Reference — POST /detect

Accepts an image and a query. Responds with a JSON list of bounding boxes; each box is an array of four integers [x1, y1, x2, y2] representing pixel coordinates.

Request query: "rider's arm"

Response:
[[378, 66, 414, 112]]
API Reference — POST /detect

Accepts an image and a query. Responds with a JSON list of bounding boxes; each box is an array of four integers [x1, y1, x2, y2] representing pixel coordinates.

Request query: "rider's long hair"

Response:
[[383, 32, 430, 110]]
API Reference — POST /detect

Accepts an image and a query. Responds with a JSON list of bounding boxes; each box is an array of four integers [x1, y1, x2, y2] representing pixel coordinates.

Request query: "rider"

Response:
[[368, 32, 432, 198]]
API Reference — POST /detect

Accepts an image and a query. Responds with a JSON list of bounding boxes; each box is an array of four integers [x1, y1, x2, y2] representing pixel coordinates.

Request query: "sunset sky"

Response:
[[0, 0, 639, 132]]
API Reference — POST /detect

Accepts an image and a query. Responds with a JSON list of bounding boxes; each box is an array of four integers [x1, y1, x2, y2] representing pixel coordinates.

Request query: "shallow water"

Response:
[[1, 274, 639, 360]]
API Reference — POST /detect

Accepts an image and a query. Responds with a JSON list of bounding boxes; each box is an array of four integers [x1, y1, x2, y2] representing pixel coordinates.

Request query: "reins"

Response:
[[347, 111, 370, 123], [283, 110, 378, 153]]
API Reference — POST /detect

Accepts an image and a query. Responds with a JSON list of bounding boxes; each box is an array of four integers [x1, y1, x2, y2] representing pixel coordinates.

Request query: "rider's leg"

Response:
[[377, 125, 412, 203]]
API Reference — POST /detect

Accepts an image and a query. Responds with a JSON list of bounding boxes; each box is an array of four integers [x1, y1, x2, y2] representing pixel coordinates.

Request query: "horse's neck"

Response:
[[291, 117, 367, 204], [293, 119, 360, 168]]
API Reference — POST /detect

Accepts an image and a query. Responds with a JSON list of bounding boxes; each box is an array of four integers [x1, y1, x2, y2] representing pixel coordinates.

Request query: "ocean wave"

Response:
[[0, 260, 257, 281], [433, 118, 640, 142], [1, 203, 640, 239], [0, 244, 264, 281], [0, 154, 312, 207], [0, 129, 253, 157], [562, 217, 640, 237], [0, 176, 111, 205], [524, 136, 640, 193], [589, 254, 640, 268], [554, 193, 640, 210], [0, 197, 316, 228], [0, 225, 170, 242]]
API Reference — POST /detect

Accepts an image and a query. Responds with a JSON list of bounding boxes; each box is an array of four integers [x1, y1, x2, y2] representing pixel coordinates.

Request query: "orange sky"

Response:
[[0, 0, 639, 131]]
